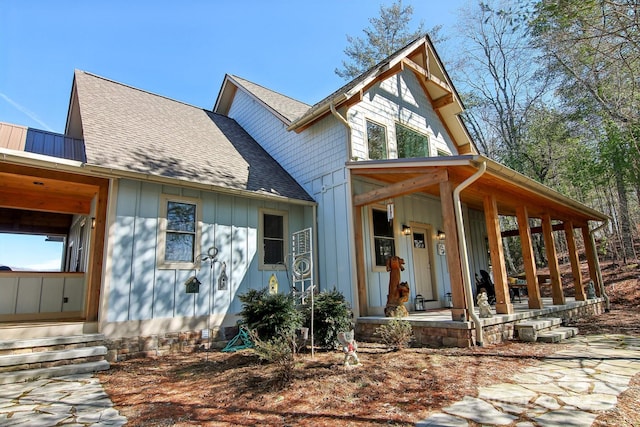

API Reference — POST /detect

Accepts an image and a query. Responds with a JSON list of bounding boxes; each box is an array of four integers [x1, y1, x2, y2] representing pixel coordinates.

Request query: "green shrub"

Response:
[[303, 289, 353, 349], [250, 331, 296, 387], [376, 316, 413, 350], [239, 288, 302, 340]]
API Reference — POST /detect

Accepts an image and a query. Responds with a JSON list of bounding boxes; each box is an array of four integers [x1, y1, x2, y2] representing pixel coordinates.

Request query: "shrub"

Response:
[[250, 331, 296, 387], [239, 288, 303, 340], [376, 316, 413, 350], [303, 289, 353, 349]]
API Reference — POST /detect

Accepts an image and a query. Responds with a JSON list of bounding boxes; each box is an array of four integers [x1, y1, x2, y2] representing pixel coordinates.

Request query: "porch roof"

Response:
[[347, 155, 608, 226]]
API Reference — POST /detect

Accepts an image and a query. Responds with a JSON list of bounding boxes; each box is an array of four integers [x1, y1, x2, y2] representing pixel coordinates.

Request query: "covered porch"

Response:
[[348, 155, 608, 346]]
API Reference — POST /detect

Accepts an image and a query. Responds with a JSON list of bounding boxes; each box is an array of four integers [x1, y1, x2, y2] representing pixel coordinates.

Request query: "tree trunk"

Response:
[[615, 171, 636, 261]]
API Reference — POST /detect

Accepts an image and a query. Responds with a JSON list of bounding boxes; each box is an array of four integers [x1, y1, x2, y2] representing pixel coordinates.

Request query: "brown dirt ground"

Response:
[[98, 261, 640, 427]]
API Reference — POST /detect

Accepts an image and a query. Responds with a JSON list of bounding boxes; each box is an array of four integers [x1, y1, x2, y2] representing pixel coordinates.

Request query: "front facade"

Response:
[[1, 35, 607, 352]]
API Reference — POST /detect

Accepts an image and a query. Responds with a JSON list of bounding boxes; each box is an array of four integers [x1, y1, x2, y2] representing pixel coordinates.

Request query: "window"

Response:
[[158, 195, 201, 269], [437, 149, 450, 157], [260, 209, 288, 269], [372, 208, 395, 267], [366, 120, 387, 160], [396, 123, 429, 158]]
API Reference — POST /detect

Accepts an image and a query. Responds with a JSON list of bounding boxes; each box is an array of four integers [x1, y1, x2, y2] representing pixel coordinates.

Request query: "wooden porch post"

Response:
[[85, 180, 109, 322], [581, 225, 601, 297], [439, 180, 466, 321], [565, 221, 586, 301], [353, 205, 368, 316], [516, 206, 543, 309], [541, 213, 565, 305], [483, 194, 513, 314]]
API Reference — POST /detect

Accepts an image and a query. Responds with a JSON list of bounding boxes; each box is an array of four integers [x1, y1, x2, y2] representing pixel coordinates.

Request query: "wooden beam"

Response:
[[402, 58, 453, 94], [0, 189, 91, 214], [439, 180, 466, 321], [353, 205, 368, 316], [542, 213, 564, 305], [353, 169, 448, 207], [484, 194, 513, 314], [432, 93, 454, 109], [582, 225, 602, 297], [501, 223, 565, 237], [565, 221, 586, 301], [516, 206, 543, 309]]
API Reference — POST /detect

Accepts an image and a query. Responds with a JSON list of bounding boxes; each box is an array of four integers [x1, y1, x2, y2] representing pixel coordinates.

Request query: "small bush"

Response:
[[303, 289, 353, 349], [250, 331, 296, 387], [239, 288, 302, 340], [377, 317, 413, 350]]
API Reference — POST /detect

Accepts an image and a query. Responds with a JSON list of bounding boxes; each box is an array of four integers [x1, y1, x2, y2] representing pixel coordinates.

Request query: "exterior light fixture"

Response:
[[437, 230, 446, 240], [402, 224, 411, 236], [414, 294, 425, 311]]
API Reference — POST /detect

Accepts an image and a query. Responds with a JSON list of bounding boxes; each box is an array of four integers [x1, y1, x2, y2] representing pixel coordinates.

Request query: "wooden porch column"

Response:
[[516, 206, 543, 309], [85, 180, 109, 322], [483, 194, 513, 314], [541, 213, 564, 305], [565, 221, 586, 301], [582, 225, 602, 297], [353, 205, 368, 316], [439, 180, 466, 321]]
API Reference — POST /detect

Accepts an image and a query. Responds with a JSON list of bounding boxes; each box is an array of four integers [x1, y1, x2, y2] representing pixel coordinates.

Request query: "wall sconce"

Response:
[[414, 294, 425, 311], [402, 224, 411, 236], [437, 230, 446, 240], [91, 217, 96, 229]]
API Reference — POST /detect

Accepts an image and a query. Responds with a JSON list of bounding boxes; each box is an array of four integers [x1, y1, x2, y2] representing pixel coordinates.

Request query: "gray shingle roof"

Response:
[[74, 70, 313, 202], [227, 75, 310, 123]]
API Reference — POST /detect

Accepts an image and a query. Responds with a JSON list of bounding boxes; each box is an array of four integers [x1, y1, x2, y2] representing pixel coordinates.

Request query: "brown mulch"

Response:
[[98, 261, 640, 427]]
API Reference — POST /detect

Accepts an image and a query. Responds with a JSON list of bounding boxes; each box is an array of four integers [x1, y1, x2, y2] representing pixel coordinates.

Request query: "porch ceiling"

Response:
[[348, 155, 607, 226]]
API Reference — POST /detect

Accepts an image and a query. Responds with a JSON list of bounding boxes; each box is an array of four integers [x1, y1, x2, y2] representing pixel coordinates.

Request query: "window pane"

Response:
[[165, 233, 194, 262], [264, 214, 283, 239], [372, 209, 393, 237], [167, 202, 196, 232], [396, 123, 429, 158], [374, 238, 395, 266], [264, 239, 284, 264], [366, 120, 387, 160]]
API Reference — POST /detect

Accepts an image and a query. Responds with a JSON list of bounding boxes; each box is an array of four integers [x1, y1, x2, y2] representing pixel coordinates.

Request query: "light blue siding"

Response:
[[107, 178, 312, 325]]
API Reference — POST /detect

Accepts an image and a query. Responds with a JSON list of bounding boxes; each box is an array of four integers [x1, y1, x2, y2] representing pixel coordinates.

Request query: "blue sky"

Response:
[[0, 0, 467, 269]]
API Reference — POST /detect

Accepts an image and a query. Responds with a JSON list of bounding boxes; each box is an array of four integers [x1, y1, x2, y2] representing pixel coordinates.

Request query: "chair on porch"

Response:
[[475, 269, 496, 305]]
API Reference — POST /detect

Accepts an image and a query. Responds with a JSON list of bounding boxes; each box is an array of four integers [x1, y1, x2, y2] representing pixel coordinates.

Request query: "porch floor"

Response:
[[356, 297, 606, 347]]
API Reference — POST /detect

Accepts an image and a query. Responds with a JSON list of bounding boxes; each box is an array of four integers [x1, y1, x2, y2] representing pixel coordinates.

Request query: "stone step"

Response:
[[0, 334, 105, 353], [0, 360, 110, 385], [0, 346, 107, 368], [515, 318, 563, 342], [537, 327, 579, 343]]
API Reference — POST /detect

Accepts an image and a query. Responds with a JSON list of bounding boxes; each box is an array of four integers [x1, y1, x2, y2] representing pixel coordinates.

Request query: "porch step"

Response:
[[515, 318, 563, 342], [0, 334, 109, 384], [0, 360, 110, 385], [537, 326, 579, 343]]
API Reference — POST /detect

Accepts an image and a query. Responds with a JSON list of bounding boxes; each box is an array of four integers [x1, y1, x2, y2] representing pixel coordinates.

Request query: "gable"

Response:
[[70, 71, 314, 203]]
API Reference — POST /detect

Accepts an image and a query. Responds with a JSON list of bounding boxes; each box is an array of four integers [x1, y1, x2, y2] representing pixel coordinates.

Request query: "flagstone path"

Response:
[[417, 334, 640, 426]]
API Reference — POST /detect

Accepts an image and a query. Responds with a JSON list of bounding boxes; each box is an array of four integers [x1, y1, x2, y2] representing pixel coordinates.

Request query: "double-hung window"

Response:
[[259, 209, 288, 269], [371, 208, 395, 268], [158, 195, 201, 269], [366, 120, 387, 160], [396, 123, 429, 158]]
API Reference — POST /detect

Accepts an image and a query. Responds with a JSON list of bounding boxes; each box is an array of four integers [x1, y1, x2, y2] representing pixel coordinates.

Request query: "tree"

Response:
[[336, 0, 439, 80]]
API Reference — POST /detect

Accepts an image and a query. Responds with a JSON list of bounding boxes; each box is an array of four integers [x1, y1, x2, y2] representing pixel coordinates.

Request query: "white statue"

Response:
[[477, 291, 493, 318], [337, 330, 360, 366]]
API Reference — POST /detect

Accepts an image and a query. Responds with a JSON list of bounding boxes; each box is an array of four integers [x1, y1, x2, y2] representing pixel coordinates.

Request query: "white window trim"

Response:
[[259, 208, 288, 271], [369, 205, 397, 273], [157, 194, 202, 270]]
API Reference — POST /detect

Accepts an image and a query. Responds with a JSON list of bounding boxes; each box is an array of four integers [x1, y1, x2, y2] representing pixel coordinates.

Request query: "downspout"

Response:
[[589, 220, 610, 311], [453, 160, 487, 346], [330, 103, 360, 313]]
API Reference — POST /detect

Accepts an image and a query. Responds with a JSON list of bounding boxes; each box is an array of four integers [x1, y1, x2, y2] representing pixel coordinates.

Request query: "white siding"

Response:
[[350, 69, 456, 160], [106, 178, 311, 325]]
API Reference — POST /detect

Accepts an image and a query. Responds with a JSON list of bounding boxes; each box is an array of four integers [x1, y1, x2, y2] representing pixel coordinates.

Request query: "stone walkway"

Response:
[[0, 373, 126, 426], [417, 334, 640, 426]]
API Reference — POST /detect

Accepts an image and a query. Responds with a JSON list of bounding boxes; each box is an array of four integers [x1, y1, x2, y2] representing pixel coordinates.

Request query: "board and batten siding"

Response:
[[106, 178, 311, 325], [349, 69, 457, 160]]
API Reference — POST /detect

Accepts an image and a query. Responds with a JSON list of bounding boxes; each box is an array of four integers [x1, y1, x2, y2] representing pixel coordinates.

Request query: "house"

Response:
[[0, 35, 607, 362]]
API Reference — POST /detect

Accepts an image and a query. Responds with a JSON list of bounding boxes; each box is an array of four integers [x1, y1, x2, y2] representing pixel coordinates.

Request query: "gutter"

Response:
[[453, 160, 487, 346], [589, 220, 610, 311]]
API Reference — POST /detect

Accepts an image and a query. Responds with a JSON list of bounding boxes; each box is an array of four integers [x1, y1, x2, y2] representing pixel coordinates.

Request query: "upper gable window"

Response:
[[396, 123, 429, 158], [366, 120, 387, 160], [158, 195, 201, 269]]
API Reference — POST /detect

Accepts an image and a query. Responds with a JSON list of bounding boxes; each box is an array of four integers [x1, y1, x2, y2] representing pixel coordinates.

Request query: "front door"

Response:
[[411, 225, 434, 300]]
